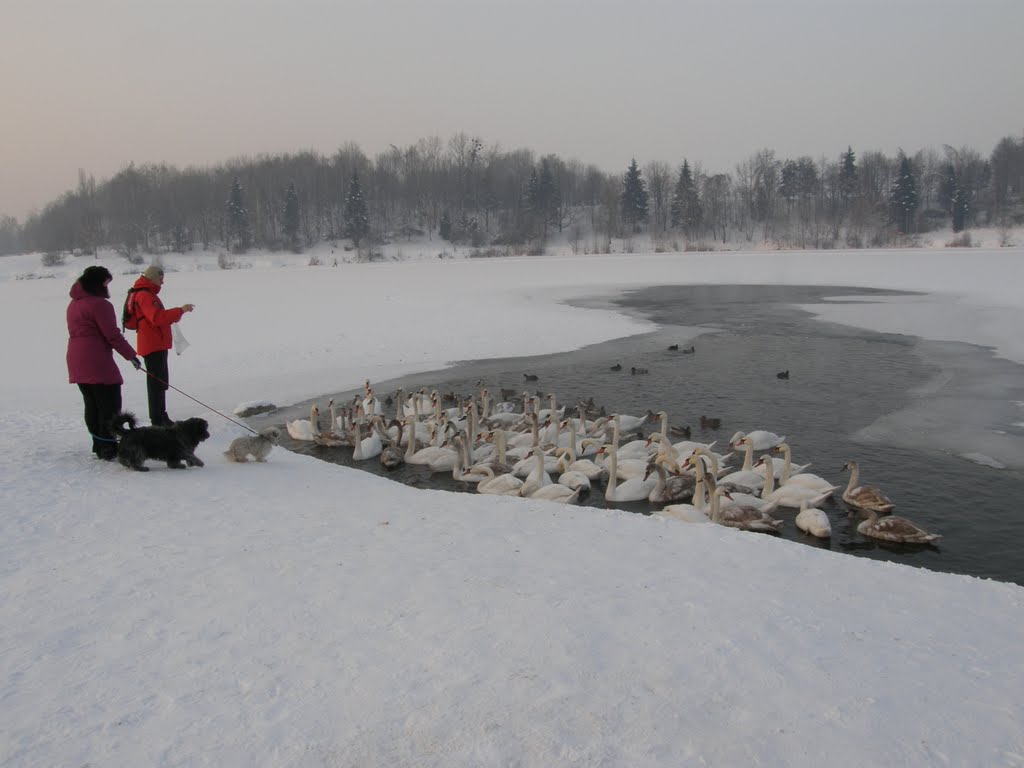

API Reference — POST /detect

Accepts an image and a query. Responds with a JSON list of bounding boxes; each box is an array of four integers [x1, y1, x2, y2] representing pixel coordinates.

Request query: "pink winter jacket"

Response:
[[66, 282, 139, 385]]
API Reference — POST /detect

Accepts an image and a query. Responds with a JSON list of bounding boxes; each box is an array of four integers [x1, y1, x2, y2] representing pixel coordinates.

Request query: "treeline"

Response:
[[2, 132, 1023, 258]]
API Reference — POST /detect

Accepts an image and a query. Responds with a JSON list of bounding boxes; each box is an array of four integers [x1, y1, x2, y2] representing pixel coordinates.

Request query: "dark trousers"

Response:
[[144, 350, 171, 426], [78, 383, 122, 458]]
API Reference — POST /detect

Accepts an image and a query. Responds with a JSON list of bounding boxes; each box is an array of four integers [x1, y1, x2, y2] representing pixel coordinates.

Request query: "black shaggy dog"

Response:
[[110, 411, 210, 472]]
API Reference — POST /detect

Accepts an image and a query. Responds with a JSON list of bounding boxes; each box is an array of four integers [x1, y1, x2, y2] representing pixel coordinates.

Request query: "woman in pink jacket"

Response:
[[66, 266, 143, 459]]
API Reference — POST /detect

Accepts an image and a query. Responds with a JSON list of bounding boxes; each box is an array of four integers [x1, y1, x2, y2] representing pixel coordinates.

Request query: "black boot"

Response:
[[94, 440, 118, 460]]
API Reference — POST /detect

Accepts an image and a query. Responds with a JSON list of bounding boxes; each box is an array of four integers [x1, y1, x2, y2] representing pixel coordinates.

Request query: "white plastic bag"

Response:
[[172, 323, 190, 356]]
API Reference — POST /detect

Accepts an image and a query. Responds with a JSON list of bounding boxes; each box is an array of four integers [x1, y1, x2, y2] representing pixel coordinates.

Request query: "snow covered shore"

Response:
[[1, 246, 1022, 766]]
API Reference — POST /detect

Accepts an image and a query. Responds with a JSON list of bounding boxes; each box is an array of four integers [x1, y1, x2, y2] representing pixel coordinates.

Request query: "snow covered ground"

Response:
[[2, 241, 1023, 766]]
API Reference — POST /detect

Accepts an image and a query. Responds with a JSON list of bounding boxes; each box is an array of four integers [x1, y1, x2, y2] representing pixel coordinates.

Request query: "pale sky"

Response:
[[2, 0, 1022, 220]]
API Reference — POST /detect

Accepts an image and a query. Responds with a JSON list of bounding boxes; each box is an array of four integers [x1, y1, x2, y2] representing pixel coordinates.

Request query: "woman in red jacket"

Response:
[[130, 265, 194, 426], [66, 266, 143, 459]]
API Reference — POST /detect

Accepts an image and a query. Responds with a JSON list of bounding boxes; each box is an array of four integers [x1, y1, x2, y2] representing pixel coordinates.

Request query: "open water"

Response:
[[252, 285, 1024, 586]]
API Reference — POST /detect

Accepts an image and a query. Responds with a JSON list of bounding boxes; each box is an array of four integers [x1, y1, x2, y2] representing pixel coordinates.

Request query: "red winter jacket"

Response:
[[66, 281, 138, 385], [130, 275, 185, 357]]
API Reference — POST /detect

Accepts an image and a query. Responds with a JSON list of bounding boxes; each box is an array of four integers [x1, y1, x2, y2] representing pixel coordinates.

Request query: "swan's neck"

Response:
[[741, 441, 753, 471], [496, 430, 507, 463], [653, 462, 666, 494], [605, 450, 618, 497], [567, 421, 578, 459], [696, 447, 718, 476], [778, 444, 792, 482], [475, 465, 495, 488], [404, 417, 417, 459], [846, 464, 860, 495], [761, 460, 775, 495], [659, 412, 668, 438], [693, 478, 706, 510], [690, 455, 706, 481], [533, 451, 545, 479], [709, 488, 722, 522], [352, 420, 362, 457]]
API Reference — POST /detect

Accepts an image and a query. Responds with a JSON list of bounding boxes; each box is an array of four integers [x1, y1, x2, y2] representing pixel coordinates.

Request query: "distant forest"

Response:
[[2, 133, 1023, 258]]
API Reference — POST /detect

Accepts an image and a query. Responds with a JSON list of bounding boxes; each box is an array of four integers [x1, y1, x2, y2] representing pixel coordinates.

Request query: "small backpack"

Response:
[[121, 287, 152, 331]]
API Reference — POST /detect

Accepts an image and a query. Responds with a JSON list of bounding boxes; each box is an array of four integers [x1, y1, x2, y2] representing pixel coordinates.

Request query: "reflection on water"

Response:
[[251, 285, 1024, 586]]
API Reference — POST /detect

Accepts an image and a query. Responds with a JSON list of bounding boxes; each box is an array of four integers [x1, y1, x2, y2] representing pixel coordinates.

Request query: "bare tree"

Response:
[[643, 160, 671, 234]]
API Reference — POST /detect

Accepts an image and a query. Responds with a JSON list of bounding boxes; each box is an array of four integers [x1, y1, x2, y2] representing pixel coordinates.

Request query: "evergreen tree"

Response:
[[839, 146, 858, 200], [439, 210, 452, 241], [226, 176, 250, 251], [343, 170, 370, 248], [282, 181, 300, 251], [620, 158, 649, 231], [669, 160, 702, 238], [889, 153, 919, 235], [779, 160, 800, 207], [527, 159, 560, 238], [950, 187, 969, 233], [939, 164, 971, 233]]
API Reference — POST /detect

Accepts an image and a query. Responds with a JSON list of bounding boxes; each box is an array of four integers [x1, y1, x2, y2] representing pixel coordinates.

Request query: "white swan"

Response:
[[404, 416, 454, 466], [470, 430, 515, 476], [452, 438, 494, 483], [738, 436, 804, 479], [773, 443, 834, 494], [403, 388, 432, 418], [856, 508, 941, 544], [556, 439, 606, 481], [426, 440, 461, 473], [657, 475, 710, 523], [522, 482, 581, 504], [512, 447, 559, 478], [595, 445, 648, 480], [286, 403, 320, 441], [351, 416, 384, 460], [687, 446, 732, 478], [536, 393, 565, 421], [716, 437, 766, 493], [757, 455, 836, 509], [519, 450, 554, 497], [554, 455, 592, 492], [795, 500, 832, 538], [477, 466, 525, 496], [729, 429, 786, 452], [610, 411, 656, 434], [604, 446, 658, 502], [841, 460, 896, 513], [607, 415, 652, 460], [683, 453, 766, 512]]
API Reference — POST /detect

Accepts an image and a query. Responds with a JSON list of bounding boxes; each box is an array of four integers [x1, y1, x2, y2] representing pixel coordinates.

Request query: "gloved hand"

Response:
[[131, 358, 143, 371]]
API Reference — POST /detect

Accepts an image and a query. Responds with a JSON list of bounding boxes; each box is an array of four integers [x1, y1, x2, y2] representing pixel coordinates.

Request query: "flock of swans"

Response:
[[284, 381, 942, 545]]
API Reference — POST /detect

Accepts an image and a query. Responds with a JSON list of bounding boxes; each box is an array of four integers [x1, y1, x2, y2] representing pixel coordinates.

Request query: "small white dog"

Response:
[[224, 427, 281, 463]]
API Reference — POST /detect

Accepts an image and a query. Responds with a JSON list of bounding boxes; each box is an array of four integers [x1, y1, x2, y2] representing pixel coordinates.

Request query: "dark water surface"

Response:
[[254, 285, 1024, 586]]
